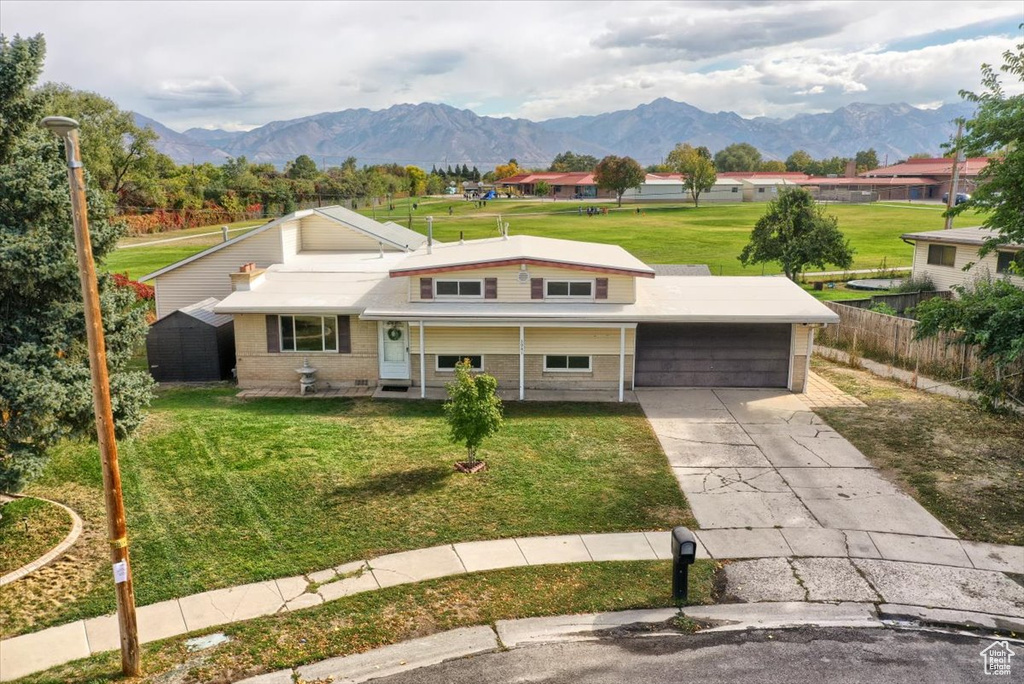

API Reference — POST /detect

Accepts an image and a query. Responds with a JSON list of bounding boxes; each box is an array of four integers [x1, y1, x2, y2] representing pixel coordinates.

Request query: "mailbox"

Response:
[[671, 526, 698, 601]]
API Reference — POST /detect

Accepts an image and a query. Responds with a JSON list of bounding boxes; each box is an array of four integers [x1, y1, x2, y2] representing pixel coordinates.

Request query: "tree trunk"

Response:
[[617, 192, 623, 207]]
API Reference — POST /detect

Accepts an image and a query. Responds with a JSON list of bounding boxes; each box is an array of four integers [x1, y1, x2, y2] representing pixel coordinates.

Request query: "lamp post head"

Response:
[[41, 116, 81, 137]]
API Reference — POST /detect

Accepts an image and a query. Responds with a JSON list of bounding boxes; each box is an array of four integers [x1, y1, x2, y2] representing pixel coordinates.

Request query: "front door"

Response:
[[378, 321, 410, 380]]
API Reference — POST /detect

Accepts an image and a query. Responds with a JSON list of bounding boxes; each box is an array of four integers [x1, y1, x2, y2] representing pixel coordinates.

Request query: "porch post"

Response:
[[419, 321, 426, 398], [619, 326, 626, 402], [519, 324, 525, 401]]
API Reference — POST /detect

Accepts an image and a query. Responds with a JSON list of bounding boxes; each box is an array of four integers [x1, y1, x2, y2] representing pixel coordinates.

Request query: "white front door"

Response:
[[378, 321, 411, 380]]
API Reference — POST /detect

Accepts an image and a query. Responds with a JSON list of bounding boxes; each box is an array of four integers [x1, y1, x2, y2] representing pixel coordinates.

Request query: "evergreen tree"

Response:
[[0, 33, 153, 490]]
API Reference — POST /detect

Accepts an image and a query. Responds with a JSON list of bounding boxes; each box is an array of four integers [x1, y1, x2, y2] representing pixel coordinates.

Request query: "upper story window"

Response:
[[281, 315, 337, 352], [435, 280, 483, 298], [997, 251, 1022, 274], [926, 244, 956, 267], [545, 280, 593, 299]]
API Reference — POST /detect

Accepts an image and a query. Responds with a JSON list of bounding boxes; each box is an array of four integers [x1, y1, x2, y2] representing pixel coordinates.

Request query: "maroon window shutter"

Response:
[[484, 277, 497, 299], [531, 278, 543, 299], [420, 277, 433, 299], [595, 278, 609, 300], [337, 315, 351, 354], [266, 315, 280, 353]]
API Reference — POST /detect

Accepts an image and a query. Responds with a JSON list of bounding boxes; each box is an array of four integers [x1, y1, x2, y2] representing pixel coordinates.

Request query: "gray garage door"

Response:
[[635, 323, 791, 388]]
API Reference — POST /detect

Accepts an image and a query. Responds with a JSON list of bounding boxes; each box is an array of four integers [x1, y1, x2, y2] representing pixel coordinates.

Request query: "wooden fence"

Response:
[[833, 290, 949, 314], [816, 301, 992, 380]]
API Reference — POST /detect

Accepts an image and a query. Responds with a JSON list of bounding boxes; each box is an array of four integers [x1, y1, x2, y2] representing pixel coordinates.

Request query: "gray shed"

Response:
[[146, 298, 235, 382]]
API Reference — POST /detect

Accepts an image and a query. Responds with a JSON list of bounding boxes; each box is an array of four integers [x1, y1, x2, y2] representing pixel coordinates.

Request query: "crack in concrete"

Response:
[[787, 559, 811, 602]]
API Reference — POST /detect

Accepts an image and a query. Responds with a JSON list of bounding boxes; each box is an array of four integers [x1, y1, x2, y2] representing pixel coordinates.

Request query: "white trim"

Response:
[[787, 324, 796, 391], [544, 278, 595, 301], [435, 354, 485, 372], [618, 326, 625, 402], [519, 324, 525, 401], [364, 318, 642, 328], [543, 355, 593, 372], [419, 321, 426, 398], [378, 321, 411, 380], [926, 244, 958, 268], [434, 278, 485, 299]]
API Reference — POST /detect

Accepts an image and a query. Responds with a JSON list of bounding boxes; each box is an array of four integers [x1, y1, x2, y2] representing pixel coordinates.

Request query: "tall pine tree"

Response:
[[0, 34, 153, 489]]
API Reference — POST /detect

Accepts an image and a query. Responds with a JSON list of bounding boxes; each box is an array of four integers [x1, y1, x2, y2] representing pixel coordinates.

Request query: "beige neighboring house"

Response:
[[901, 227, 1024, 292], [143, 205, 838, 399]]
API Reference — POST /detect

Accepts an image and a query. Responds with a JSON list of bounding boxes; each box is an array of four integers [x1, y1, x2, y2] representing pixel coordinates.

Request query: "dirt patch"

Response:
[[812, 357, 1024, 546]]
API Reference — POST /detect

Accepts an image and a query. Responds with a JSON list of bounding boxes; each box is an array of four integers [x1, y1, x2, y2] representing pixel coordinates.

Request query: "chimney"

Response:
[[845, 160, 857, 178], [426, 216, 433, 254], [230, 262, 266, 291]]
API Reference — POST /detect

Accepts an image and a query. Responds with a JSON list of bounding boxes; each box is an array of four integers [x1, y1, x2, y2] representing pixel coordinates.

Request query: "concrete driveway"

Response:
[[638, 388, 955, 538]]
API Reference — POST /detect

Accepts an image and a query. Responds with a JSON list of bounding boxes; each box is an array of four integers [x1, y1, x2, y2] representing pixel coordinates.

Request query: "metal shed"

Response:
[[146, 298, 235, 382]]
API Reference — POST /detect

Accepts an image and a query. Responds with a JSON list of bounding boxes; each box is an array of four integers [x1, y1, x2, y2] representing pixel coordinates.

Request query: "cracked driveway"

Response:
[[639, 389, 955, 538]]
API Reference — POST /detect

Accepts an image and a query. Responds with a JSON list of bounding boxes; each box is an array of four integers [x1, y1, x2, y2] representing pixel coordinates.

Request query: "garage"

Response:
[[634, 323, 791, 388]]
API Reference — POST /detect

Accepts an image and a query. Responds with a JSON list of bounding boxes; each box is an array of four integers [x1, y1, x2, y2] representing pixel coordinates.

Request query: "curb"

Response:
[[0, 493, 84, 587], [234, 603, 1024, 684]]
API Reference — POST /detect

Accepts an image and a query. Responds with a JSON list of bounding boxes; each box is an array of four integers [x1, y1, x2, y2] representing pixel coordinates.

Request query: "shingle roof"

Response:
[[861, 157, 990, 178], [179, 297, 233, 327], [314, 206, 426, 251], [900, 226, 1021, 249]]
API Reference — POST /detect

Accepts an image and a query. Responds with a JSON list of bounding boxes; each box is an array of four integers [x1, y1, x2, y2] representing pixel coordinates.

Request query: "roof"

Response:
[[176, 297, 233, 327], [138, 206, 425, 282], [360, 276, 839, 324], [650, 264, 713, 276], [861, 157, 990, 178], [801, 176, 936, 186], [719, 172, 811, 180], [497, 172, 596, 186], [743, 178, 802, 186], [900, 226, 1021, 249], [388, 235, 656, 278], [214, 252, 407, 315]]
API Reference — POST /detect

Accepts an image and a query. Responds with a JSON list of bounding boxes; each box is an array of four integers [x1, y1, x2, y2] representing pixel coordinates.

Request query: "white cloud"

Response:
[[1, 0, 1020, 130]]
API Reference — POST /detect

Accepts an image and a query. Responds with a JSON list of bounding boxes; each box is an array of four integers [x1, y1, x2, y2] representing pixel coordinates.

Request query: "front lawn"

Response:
[[19, 560, 718, 684], [812, 357, 1024, 546], [3, 390, 692, 636], [0, 497, 72, 575]]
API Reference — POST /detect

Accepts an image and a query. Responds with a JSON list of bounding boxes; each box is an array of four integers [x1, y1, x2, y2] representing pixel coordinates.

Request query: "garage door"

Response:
[[635, 323, 791, 388]]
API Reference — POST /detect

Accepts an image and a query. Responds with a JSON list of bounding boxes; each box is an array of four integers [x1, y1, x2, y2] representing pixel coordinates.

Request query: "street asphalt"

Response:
[[375, 627, 1010, 684]]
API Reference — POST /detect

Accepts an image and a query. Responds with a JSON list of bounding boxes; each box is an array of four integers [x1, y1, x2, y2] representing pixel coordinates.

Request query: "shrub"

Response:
[[894, 274, 936, 293]]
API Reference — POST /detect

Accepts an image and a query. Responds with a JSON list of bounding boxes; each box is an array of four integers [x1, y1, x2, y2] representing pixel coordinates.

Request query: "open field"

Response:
[[812, 357, 1024, 546], [18, 560, 717, 684], [106, 200, 983, 282], [2, 390, 691, 636]]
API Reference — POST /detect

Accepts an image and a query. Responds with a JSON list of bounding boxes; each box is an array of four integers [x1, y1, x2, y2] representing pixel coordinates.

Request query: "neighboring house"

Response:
[[740, 178, 802, 202], [145, 206, 838, 398], [900, 226, 1024, 292], [496, 172, 615, 199]]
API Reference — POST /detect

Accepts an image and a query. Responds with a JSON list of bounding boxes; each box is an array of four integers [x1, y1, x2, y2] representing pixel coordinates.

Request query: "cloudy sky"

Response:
[[3, 0, 1022, 132]]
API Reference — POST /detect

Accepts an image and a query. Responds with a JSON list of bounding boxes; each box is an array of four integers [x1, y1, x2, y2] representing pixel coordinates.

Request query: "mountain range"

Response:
[[134, 98, 974, 169]]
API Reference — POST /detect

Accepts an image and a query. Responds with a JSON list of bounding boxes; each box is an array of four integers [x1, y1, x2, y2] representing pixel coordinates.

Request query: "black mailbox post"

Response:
[[671, 526, 698, 601]]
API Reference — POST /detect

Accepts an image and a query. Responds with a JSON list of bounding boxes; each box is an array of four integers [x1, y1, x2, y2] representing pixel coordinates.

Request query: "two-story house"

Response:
[[143, 206, 838, 399]]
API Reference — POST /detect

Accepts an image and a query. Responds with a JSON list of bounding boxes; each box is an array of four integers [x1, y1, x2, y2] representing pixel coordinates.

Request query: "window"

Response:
[[997, 251, 1022, 274], [731, 186, 739, 193], [545, 280, 593, 298], [435, 280, 483, 297], [757, 187, 765, 193], [280, 315, 337, 352], [927, 244, 956, 267], [544, 355, 592, 371], [436, 355, 483, 371]]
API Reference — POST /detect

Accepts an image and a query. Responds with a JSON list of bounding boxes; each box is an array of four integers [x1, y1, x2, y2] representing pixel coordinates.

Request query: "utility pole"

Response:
[[41, 116, 141, 676], [944, 120, 964, 230]]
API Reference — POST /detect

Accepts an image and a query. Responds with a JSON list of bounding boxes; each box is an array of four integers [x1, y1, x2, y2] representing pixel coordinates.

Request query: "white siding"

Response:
[[409, 265, 637, 303], [299, 214, 393, 251], [153, 226, 284, 318], [280, 219, 301, 258], [911, 240, 1024, 292]]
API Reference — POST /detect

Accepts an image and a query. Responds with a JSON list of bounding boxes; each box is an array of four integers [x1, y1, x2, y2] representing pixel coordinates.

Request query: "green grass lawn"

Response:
[[105, 201, 983, 282], [20, 560, 718, 684], [3, 390, 692, 637], [0, 498, 72, 575]]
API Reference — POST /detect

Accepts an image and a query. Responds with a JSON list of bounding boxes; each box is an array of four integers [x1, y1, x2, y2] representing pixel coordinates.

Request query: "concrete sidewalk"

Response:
[[3, 529, 1022, 681]]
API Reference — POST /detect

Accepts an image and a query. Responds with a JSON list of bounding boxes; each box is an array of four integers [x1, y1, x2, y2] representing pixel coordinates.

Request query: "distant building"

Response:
[[900, 226, 1023, 292], [858, 157, 989, 201]]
